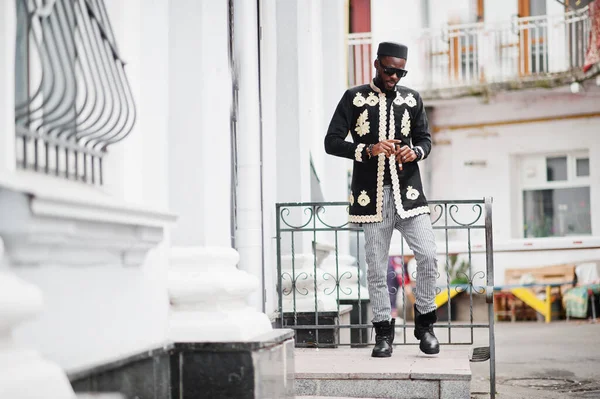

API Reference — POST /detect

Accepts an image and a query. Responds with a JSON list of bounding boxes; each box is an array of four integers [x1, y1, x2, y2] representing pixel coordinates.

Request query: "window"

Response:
[[517, 0, 549, 75], [15, 0, 136, 185], [520, 152, 591, 238], [446, 0, 482, 83]]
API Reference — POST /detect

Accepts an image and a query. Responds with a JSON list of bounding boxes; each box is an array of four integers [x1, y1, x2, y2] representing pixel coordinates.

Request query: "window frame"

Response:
[[516, 150, 591, 239]]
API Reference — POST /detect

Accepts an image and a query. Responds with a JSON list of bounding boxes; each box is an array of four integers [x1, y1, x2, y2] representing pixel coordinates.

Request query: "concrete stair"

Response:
[[295, 347, 471, 399]]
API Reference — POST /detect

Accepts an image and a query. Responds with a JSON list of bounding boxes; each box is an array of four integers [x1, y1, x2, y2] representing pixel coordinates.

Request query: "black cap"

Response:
[[377, 42, 408, 60]]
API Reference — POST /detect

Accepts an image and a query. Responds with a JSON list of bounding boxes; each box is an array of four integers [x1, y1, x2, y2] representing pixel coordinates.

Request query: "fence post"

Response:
[[485, 196, 496, 399]]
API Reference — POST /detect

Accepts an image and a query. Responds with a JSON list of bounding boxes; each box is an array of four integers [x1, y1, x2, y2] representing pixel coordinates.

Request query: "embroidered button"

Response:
[[349, 192, 355, 206], [366, 92, 378, 106], [406, 186, 420, 200], [353, 92, 366, 107], [357, 190, 371, 206], [394, 92, 417, 107]]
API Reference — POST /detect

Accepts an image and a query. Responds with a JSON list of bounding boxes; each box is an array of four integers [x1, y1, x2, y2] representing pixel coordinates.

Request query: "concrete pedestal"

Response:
[[69, 330, 295, 399]]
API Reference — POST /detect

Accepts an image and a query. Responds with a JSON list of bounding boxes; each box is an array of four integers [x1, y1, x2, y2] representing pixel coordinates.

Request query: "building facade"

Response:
[[350, 0, 600, 285], [0, 0, 350, 396]]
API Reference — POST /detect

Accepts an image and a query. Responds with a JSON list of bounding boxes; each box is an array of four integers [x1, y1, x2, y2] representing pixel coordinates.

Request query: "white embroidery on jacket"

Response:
[[388, 92, 430, 219], [355, 109, 370, 137], [366, 92, 379, 106], [357, 190, 371, 206], [353, 92, 366, 107], [406, 186, 420, 200], [355, 143, 366, 162], [400, 109, 411, 137], [393, 92, 417, 107], [349, 83, 428, 222]]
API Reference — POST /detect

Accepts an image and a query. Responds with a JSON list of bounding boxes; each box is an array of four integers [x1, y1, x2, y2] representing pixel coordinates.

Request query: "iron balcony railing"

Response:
[[275, 198, 497, 398], [348, 8, 591, 92], [14, 0, 136, 185]]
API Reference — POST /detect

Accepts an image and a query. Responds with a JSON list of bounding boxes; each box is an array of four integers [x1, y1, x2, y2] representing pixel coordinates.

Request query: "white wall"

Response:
[[7, 0, 173, 371], [371, 0, 425, 89], [0, 1, 16, 180], [484, 0, 517, 25], [427, 88, 600, 283], [12, 248, 170, 370]]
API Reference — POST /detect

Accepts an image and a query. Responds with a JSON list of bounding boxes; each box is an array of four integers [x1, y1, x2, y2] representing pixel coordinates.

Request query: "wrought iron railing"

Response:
[[347, 8, 591, 92], [14, 0, 136, 185], [420, 8, 591, 89], [275, 198, 496, 397]]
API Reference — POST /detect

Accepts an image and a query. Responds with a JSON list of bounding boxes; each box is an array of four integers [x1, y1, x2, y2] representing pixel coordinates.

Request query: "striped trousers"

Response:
[[363, 186, 438, 322]]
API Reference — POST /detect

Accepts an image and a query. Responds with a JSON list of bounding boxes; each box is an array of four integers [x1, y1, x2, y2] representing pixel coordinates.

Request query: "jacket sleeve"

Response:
[[324, 90, 369, 163], [411, 92, 432, 161]]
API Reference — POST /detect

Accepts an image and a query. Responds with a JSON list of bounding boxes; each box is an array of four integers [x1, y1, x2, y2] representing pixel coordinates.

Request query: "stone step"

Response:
[[294, 347, 471, 399]]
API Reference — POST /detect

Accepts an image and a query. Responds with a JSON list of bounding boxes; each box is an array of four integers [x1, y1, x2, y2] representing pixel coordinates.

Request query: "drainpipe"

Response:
[[232, 0, 264, 312]]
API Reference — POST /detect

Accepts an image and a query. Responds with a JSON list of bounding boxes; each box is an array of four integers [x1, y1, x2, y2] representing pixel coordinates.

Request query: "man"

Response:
[[324, 42, 439, 357]]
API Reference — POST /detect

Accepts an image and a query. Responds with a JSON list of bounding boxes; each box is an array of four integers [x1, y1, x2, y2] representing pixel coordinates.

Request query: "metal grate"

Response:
[[15, 0, 136, 185], [470, 346, 491, 362]]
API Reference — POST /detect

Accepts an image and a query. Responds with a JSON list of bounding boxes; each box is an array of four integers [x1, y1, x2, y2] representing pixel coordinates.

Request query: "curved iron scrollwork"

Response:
[[315, 205, 351, 229], [430, 203, 444, 226], [281, 271, 309, 296], [449, 204, 483, 227], [15, 0, 136, 185], [279, 207, 315, 229], [322, 271, 353, 296]]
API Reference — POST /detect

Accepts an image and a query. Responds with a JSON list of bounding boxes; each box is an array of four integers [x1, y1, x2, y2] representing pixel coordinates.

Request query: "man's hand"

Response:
[[372, 139, 402, 157], [396, 145, 417, 163]]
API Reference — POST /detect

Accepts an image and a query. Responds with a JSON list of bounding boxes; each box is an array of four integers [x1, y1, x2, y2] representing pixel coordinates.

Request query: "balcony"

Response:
[[348, 7, 597, 99]]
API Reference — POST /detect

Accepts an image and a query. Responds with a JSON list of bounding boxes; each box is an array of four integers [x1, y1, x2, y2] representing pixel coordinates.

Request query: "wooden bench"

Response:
[[495, 264, 576, 323]]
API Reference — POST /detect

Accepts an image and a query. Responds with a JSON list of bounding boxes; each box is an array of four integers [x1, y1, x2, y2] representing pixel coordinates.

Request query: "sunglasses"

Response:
[[378, 59, 408, 78]]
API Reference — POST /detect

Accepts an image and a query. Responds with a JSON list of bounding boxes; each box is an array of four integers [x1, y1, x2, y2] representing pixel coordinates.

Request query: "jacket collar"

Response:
[[370, 79, 397, 95]]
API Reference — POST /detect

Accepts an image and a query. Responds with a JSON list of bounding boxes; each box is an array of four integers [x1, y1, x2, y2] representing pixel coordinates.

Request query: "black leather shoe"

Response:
[[371, 319, 395, 358], [414, 306, 440, 355]]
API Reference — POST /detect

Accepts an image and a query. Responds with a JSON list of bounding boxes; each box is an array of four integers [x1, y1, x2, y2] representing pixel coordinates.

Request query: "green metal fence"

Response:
[[275, 198, 496, 398]]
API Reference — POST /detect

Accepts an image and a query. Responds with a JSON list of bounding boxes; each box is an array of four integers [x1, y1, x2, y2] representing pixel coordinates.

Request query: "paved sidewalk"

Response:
[[295, 347, 470, 398], [294, 321, 600, 398], [471, 321, 600, 399]]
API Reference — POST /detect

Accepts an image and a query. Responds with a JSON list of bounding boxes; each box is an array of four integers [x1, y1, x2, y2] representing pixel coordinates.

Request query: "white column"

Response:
[[167, 0, 271, 341], [168, 0, 233, 248], [274, 0, 316, 257], [298, 0, 325, 179], [321, 0, 352, 256], [233, 0, 265, 312], [275, 0, 312, 210], [0, 0, 16, 181], [258, 0, 279, 316], [0, 239, 75, 399], [168, 247, 272, 341]]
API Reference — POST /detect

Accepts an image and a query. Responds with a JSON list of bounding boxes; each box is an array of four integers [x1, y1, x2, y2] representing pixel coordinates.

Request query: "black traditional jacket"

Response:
[[324, 81, 432, 223]]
